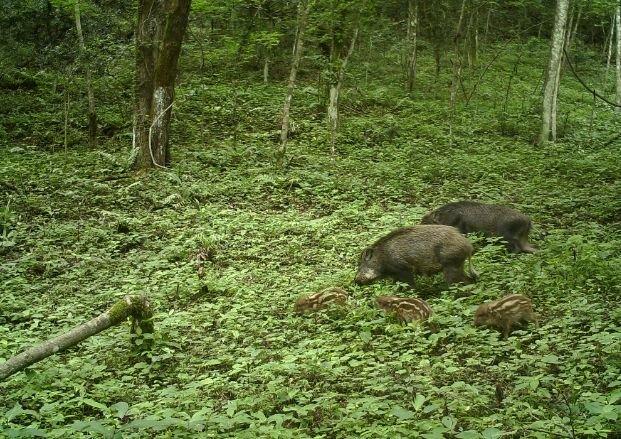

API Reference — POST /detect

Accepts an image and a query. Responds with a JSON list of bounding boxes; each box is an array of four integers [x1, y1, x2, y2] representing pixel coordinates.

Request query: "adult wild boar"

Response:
[[354, 225, 476, 286], [421, 201, 536, 253]]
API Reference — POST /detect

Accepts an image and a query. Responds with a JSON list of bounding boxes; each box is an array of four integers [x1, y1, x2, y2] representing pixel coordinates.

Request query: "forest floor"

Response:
[[1, 40, 620, 437]]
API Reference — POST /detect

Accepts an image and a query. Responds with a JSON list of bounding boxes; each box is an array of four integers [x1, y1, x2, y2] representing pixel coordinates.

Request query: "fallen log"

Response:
[[0, 295, 153, 381]]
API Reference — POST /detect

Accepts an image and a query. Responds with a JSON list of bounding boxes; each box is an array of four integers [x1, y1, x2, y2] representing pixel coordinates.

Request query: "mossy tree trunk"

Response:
[[132, 0, 191, 169], [0, 296, 153, 382]]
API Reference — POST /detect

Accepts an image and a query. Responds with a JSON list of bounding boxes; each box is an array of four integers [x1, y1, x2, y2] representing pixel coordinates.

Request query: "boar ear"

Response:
[[362, 248, 374, 260]]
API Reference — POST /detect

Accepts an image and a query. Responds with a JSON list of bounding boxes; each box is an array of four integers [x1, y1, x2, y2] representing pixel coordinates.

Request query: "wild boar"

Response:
[[376, 296, 432, 322], [421, 201, 536, 253], [294, 287, 348, 313], [354, 225, 476, 286], [474, 294, 537, 338]]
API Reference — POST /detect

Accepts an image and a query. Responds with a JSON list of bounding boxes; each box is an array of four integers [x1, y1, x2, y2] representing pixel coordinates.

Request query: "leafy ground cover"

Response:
[[1, 41, 620, 437]]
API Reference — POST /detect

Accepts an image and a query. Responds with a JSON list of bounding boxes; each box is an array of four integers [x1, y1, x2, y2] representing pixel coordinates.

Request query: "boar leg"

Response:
[[392, 270, 415, 287], [518, 235, 537, 253], [501, 321, 512, 339]]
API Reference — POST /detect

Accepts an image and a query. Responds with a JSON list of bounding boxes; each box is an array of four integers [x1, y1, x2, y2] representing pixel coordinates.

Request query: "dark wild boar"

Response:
[[294, 287, 348, 313], [421, 201, 536, 253], [354, 225, 476, 286], [474, 294, 537, 338], [376, 296, 432, 322]]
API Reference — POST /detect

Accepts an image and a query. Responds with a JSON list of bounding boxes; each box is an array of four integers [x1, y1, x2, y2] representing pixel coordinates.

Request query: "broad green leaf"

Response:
[[111, 402, 129, 418], [413, 394, 426, 411], [456, 431, 483, 439], [482, 427, 503, 439], [391, 405, 415, 420]]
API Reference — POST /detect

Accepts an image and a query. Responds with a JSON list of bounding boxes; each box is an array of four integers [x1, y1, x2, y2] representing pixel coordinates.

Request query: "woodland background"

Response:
[[0, 0, 620, 437]]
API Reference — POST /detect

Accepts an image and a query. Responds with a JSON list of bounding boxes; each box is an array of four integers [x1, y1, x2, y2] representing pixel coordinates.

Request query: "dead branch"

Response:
[[0, 295, 153, 381]]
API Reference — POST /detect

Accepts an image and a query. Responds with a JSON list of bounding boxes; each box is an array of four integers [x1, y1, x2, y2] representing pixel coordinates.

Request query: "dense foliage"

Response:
[[1, 0, 620, 437]]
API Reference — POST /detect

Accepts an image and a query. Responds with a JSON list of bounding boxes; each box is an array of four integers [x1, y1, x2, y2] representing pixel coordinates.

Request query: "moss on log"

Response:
[[0, 295, 153, 381]]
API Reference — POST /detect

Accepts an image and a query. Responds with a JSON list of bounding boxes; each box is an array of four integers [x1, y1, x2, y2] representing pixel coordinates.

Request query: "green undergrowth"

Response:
[[1, 40, 620, 438]]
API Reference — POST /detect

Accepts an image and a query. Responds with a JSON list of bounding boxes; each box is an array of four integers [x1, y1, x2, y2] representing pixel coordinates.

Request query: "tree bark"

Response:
[[406, 0, 418, 92], [466, 8, 478, 67], [449, 0, 467, 138], [328, 26, 359, 155], [74, 0, 97, 148], [133, 0, 191, 169], [606, 14, 615, 76], [64, 84, 69, 153], [569, 6, 581, 48], [0, 296, 153, 381], [550, 4, 574, 138], [539, 0, 569, 144], [616, 6, 621, 111], [278, 0, 310, 164], [484, 7, 491, 41]]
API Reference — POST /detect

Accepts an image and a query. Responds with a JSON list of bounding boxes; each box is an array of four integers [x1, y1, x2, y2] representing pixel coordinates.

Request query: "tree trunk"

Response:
[[263, 57, 269, 84], [569, 6, 581, 48], [484, 7, 491, 41], [278, 0, 310, 164], [74, 0, 97, 148], [564, 6, 575, 53], [328, 26, 359, 155], [466, 9, 478, 67], [539, 0, 569, 144], [616, 6, 621, 111], [64, 84, 69, 153], [606, 14, 615, 76], [133, 0, 191, 170], [0, 296, 153, 381], [449, 0, 467, 138], [433, 46, 442, 77], [550, 4, 575, 138], [406, 0, 418, 92]]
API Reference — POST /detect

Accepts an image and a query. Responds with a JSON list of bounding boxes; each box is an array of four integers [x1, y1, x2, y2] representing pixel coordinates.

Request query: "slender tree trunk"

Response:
[[278, 0, 310, 164], [133, 0, 191, 169], [550, 5, 575, 138], [263, 18, 273, 84], [433, 46, 442, 77], [564, 6, 575, 52], [74, 0, 97, 148], [539, 0, 569, 144], [466, 9, 477, 67], [484, 7, 491, 41], [189, 24, 206, 73], [365, 35, 372, 87], [406, 0, 418, 92], [606, 14, 615, 75], [615, 6, 621, 111], [328, 26, 359, 155], [569, 6, 581, 48], [0, 296, 153, 381], [449, 0, 467, 138], [64, 84, 69, 153]]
